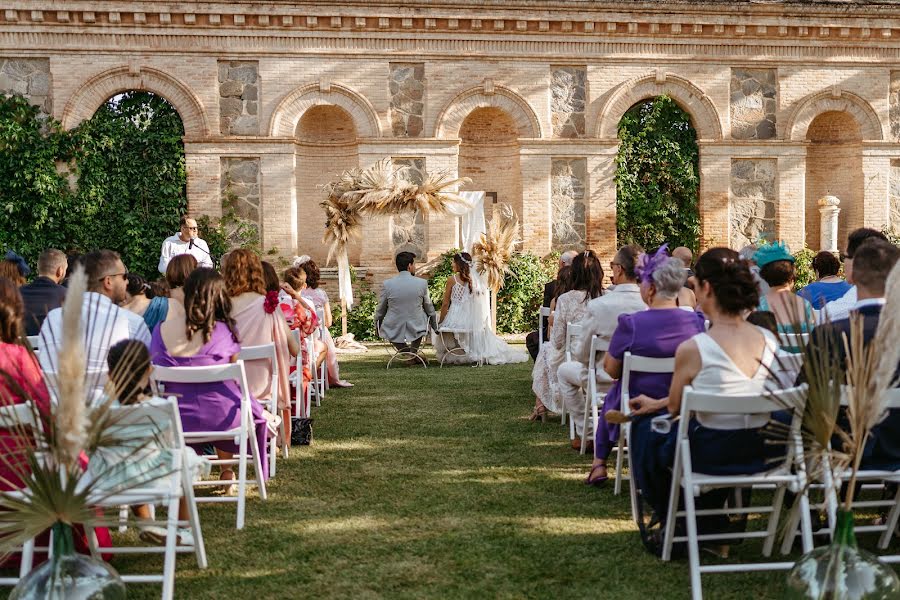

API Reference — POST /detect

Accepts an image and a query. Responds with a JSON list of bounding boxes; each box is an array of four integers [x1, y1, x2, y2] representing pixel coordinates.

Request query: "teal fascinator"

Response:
[[752, 241, 794, 268]]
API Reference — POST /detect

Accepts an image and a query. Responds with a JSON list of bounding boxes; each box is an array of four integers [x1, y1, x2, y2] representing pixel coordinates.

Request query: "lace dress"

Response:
[[531, 290, 590, 413], [433, 275, 528, 366]]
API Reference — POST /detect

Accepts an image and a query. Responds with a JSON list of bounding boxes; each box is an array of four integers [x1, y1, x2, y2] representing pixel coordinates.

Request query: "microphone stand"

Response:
[[188, 238, 219, 269]]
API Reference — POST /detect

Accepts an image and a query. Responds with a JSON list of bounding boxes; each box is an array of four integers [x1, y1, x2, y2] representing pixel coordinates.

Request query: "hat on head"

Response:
[[753, 241, 794, 268]]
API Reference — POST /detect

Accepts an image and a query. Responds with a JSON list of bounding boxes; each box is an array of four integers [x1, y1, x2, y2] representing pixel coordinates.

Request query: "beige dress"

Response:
[[531, 290, 590, 413]]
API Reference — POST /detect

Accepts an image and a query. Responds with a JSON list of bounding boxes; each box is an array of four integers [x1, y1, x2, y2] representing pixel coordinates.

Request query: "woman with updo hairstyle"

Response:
[[585, 249, 705, 485], [122, 273, 171, 333], [531, 250, 604, 421], [151, 268, 273, 482], [297, 257, 352, 388], [624, 248, 782, 544], [798, 250, 852, 309]]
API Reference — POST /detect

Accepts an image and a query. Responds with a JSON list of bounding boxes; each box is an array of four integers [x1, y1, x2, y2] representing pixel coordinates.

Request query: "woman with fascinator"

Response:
[[433, 252, 528, 366], [586, 246, 706, 486]]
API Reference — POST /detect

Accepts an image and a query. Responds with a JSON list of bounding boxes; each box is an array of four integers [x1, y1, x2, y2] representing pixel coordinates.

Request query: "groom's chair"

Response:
[[377, 321, 428, 369]]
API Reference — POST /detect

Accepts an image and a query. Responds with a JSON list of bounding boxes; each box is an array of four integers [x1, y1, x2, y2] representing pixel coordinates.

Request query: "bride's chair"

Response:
[[435, 324, 476, 368]]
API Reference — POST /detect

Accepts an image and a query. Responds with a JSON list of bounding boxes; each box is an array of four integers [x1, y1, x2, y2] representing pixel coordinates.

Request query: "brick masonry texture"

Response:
[[6, 0, 900, 271]]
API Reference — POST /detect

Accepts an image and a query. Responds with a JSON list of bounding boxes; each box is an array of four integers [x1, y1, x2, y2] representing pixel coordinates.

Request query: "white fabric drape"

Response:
[[457, 191, 486, 252]]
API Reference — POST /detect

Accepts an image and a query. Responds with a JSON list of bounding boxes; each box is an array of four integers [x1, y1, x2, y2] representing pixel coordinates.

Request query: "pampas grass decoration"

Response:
[[472, 204, 520, 292], [874, 260, 900, 392], [56, 266, 87, 468]]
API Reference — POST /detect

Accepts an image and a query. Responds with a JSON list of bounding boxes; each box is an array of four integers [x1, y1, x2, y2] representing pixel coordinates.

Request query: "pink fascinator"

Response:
[[635, 244, 670, 283]]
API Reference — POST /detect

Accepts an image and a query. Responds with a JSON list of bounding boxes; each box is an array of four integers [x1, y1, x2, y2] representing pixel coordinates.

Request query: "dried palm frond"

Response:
[[472, 204, 520, 291], [873, 260, 900, 392]]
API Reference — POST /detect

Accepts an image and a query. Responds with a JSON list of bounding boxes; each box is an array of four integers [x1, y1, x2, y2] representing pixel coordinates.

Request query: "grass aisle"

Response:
[[125, 344, 793, 599]]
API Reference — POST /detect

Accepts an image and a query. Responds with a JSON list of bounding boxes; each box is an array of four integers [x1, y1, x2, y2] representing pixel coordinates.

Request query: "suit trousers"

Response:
[[392, 339, 423, 354]]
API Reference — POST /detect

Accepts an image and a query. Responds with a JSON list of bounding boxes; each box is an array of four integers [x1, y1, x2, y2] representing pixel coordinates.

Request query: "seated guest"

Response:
[[531, 251, 602, 421], [585, 250, 705, 485], [525, 250, 577, 361], [805, 239, 900, 469], [299, 258, 353, 387], [39, 250, 151, 396], [20, 249, 67, 336], [121, 274, 170, 332], [671, 246, 697, 308], [0, 258, 25, 287], [627, 248, 779, 539], [754, 242, 815, 334], [280, 266, 323, 414], [161, 253, 196, 325], [62, 253, 85, 288], [222, 250, 291, 423], [558, 245, 647, 451], [798, 251, 852, 309], [151, 268, 271, 483], [824, 228, 889, 321]]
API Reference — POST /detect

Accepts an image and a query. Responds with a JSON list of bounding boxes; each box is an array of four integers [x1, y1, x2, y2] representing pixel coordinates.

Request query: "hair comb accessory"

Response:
[[4, 250, 30, 278], [635, 244, 669, 283], [292, 255, 311, 268], [752, 241, 794, 268]]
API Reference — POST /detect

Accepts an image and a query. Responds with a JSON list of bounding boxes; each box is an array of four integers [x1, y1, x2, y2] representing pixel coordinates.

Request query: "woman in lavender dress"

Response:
[[586, 250, 704, 485], [150, 268, 269, 482]]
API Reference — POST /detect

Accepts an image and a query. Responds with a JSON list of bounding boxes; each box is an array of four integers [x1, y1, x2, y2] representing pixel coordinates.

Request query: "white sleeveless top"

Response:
[[691, 329, 777, 429]]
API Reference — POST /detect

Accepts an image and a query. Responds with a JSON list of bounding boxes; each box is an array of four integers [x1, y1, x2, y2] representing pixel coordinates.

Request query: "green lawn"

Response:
[[112, 344, 896, 599]]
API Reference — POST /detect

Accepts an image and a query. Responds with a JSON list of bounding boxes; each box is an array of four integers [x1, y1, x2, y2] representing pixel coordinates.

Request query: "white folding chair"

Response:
[[0, 402, 45, 586], [616, 353, 675, 503], [289, 329, 312, 420], [315, 308, 328, 399], [777, 331, 809, 350], [150, 362, 266, 530], [661, 385, 813, 600], [537, 306, 552, 347], [237, 343, 280, 479], [582, 335, 611, 453], [83, 397, 207, 600], [561, 322, 583, 430], [25, 335, 39, 352]]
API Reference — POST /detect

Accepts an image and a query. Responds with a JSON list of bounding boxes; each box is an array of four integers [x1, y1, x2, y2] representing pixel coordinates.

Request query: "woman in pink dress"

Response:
[[298, 259, 352, 388]]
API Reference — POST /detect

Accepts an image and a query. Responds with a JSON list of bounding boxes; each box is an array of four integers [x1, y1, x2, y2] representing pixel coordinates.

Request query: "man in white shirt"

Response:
[[822, 228, 888, 322], [39, 250, 152, 397], [158, 216, 213, 273], [558, 245, 648, 450]]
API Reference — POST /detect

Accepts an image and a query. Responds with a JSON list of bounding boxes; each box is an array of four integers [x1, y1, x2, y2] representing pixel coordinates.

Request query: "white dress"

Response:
[[433, 274, 528, 366], [531, 290, 590, 413]]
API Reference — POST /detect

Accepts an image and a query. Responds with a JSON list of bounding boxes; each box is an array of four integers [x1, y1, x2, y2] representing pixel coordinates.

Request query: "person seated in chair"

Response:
[[376, 252, 438, 365]]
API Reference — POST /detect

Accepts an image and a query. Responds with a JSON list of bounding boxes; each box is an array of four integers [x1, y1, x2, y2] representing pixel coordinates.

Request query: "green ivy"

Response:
[[615, 96, 700, 252], [0, 92, 186, 279], [792, 247, 816, 290]]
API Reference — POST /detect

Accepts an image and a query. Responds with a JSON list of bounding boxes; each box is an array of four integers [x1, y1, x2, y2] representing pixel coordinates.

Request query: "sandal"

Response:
[[585, 463, 608, 486], [528, 404, 548, 423]]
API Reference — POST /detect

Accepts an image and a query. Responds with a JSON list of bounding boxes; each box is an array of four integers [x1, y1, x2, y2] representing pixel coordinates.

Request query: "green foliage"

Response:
[[197, 190, 262, 263], [0, 92, 187, 279], [426, 249, 555, 334], [615, 96, 700, 252], [328, 268, 380, 342], [792, 246, 817, 290]]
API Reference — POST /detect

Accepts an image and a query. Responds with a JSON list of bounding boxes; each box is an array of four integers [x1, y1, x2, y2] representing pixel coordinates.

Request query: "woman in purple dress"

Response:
[[150, 268, 269, 483], [586, 250, 705, 485]]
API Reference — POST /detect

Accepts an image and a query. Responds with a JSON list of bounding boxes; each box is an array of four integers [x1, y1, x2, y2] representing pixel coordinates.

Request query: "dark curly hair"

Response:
[[183, 268, 238, 344], [694, 247, 759, 315], [0, 276, 24, 344], [300, 259, 321, 289], [222, 248, 266, 297]]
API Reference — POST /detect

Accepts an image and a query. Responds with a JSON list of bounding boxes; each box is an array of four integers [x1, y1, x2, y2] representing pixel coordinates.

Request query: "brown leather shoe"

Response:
[[572, 438, 594, 454], [571, 438, 581, 451]]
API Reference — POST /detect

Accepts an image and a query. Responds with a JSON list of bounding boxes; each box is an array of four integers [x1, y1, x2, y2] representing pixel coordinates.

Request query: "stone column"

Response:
[[817, 195, 841, 253]]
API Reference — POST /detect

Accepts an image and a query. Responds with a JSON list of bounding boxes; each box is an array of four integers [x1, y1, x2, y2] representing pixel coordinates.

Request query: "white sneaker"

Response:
[[177, 528, 194, 547]]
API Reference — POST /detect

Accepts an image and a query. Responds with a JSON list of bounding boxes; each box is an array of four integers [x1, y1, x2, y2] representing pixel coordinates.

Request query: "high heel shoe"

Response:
[[528, 405, 548, 423]]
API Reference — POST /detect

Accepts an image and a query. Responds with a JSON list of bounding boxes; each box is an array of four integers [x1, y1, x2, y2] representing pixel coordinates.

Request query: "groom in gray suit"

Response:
[[376, 251, 438, 357]]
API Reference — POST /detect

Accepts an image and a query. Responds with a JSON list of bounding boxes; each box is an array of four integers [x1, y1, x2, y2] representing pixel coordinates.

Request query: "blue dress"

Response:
[[798, 280, 852, 309], [143, 296, 169, 332]]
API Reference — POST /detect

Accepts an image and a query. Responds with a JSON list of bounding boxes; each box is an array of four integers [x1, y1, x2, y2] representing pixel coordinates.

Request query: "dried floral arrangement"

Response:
[[471, 203, 520, 293]]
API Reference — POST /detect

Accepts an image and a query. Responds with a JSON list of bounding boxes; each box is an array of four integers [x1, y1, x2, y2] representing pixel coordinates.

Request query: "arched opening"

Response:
[[295, 105, 360, 264], [614, 96, 700, 251], [804, 111, 863, 251], [458, 107, 523, 222], [77, 91, 187, 277]]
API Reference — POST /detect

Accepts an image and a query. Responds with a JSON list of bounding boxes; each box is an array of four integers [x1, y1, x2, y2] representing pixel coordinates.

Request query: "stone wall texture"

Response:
[[391, 157, 427, 258], [891, 160, 900, 234], [730, 159, 776, 249], [219, 61, 259, 136], [551, 67, 586, 138], [17, 0, 900, 273], [389, 63, 425, 137], [221, 157, 261, 226], [551, 158, 587, 251], [0, 58, 51, 116], [730, 68, 776, 140]]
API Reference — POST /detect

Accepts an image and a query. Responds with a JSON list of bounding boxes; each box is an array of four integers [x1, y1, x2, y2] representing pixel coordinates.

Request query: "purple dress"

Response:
[[150, 321, 269, 480], [594, 308, 706, 460]]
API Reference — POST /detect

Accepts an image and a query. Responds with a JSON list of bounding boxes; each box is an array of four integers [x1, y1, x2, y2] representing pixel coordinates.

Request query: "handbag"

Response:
[[290, 417, 313, 446]]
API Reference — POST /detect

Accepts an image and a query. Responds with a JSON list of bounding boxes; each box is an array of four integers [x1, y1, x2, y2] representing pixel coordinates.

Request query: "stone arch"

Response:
[[61, 66, 210, 137], [434, 86, 543, 139], [596, 73, 723, 140], [268, 82, 381, 138], [785, 90, 884, 142]]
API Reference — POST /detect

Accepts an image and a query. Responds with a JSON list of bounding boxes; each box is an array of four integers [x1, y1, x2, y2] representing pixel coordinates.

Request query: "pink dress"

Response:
[[301, 287, 343, 385]]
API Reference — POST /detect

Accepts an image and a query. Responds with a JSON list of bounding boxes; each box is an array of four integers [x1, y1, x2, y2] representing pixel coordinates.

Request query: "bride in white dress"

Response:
[[433, 252, 528, 366]]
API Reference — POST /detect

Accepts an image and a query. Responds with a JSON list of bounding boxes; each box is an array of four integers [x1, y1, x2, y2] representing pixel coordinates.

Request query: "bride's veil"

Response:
[[467, 268, 492, 364]]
